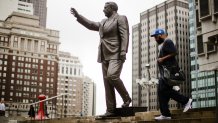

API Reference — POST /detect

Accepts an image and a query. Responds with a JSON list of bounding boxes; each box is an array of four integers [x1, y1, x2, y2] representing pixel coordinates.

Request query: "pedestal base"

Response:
[[115, 106, 147, 117], [95, 106, 147, 120]]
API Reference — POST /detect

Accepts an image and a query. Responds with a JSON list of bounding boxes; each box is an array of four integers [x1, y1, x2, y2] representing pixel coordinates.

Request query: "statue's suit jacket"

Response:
[[76, 13, 129, 63]]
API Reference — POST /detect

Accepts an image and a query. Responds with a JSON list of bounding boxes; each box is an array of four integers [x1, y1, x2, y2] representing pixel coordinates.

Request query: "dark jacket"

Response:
[[28, 106, 35, 117], [158, 38, 178, 90]]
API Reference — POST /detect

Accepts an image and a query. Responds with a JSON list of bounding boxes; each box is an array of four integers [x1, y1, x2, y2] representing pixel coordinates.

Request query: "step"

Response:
[[134, 107, 216, 122], [134, 111, 160, 121], [172, 110, 215, 119], [136, 117, 215, 123]]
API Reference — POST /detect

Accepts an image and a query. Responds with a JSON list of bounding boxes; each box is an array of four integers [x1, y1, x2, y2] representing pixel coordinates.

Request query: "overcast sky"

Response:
[[47, 0, 166, 115]]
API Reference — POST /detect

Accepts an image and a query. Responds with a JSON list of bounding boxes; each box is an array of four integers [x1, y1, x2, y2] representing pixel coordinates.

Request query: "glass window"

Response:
[[74, 68, 76, 75], [66, 67, 68, 74], [13, 37, 18, 48], [70, 68, 72, 75], [62, 67, 64, 74], [20, 38, 25, 50], [10, 92, 13, 96], [34, 40, 38, 52], [40, 41, 45, 52], [214, 0, 218, 13], [196, 10, 201, 28], [199, 0, 210, 17], [207, 44, 215, 52], [197, 35, 204, 54]]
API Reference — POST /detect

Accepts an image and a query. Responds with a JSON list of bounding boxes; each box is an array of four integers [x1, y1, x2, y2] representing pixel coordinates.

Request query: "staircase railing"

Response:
[[32, 93, 72, 119]]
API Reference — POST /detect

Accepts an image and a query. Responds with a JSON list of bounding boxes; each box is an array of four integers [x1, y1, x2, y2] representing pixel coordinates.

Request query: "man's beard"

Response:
[[157, 38, 164, 44]]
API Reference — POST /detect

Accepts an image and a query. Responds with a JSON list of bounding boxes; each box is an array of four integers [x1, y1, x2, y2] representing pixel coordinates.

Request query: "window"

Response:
[[207, 44, 215, 52], [66, 67, 68, 74], [34, 40, 38, 52], [27, 39, 32, 51], [74, 68, 76, 75], [62, 67, 64, 74], [40, 41, 45, 52], [20, 38, 25, 50], [197, 35, 204, 54], [70, 68, 72, 75], [199, 0, 210, 18], [208, 35, 218, 44], [10, 92, 13, 96], [214, 0, 218, 13], [13, 37, 18, 48]]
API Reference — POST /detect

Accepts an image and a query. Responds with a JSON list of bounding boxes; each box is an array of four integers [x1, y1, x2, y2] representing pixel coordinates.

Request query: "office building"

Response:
[[29, 0, 47, 27], [0, 12, 59, 114], [57, 51, 84, 116], [191, 0, 218, 108], [82, 76, 96, 116], [132, 24, 142, 106]]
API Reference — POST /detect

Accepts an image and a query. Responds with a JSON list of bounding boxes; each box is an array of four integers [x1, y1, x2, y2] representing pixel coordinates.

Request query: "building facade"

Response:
[[82, 76, 96, 116], [132, 24, 142, 106], [57, 51, 84, 117], [191, 0, 218, 108], [29, 0, 47, 27], [132, 0, 190, 111], [0, 12, 59, 114]]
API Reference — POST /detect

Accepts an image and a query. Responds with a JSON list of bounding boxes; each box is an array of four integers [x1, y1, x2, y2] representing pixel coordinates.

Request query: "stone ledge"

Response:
[[4, 107, 217, 123]]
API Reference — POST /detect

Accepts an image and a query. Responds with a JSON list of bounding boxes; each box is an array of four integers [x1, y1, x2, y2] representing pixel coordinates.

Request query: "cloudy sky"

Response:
[[47, 0, 165, 115]]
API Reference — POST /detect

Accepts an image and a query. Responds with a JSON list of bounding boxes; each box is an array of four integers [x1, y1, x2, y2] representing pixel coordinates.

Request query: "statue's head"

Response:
[[103, 2, 118, 18]]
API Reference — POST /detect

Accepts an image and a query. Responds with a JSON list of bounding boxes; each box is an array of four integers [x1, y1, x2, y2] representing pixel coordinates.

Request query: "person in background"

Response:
[[0, 100, 5, 116], [151, 28, 192, 121], [44, 105, 49, 118], [28, 105, 35, 120]]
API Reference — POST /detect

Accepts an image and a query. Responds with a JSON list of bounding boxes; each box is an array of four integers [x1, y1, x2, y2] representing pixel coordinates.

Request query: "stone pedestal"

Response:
[[115, 106, 147, 117]]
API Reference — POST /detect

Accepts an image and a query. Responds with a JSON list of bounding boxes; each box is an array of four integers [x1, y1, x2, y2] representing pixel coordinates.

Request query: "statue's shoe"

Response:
[[121, 98, 132, 107]]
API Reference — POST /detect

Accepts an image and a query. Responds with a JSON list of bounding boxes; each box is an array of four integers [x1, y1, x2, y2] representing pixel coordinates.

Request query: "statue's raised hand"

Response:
[[70, 8, 79, 18]]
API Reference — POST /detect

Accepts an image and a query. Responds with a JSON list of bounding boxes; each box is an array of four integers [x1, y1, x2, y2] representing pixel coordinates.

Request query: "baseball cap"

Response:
[[150, 28, 166, 37]]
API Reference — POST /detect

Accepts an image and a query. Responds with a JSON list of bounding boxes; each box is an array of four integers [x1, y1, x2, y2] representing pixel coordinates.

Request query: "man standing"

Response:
[[0, 100, 5, 116], [151, 28, 192, 120], [70, 2, 131, 117], [28, 105, 35, 120]]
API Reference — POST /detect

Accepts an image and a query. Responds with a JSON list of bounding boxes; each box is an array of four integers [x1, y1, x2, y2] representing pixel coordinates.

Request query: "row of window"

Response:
[[60, 66, 81, 76], [9, 55, 56, 66], [141, 8, 188, 25], [60, 59, 80, 64], [192, 100, 216, 108], [13, 37, 58, 53]]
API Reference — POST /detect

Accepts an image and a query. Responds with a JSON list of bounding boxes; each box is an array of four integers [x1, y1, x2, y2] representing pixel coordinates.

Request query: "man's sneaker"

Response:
[[154, 115, 171, 120], [183, 98, 192, 112]]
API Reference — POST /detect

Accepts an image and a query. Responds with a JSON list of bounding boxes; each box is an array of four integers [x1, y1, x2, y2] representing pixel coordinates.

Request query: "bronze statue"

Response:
[[71, 2, 131, 117]]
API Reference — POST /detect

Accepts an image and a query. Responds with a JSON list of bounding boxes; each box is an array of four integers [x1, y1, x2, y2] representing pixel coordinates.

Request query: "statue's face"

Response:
[[103, 4, 113, 18]]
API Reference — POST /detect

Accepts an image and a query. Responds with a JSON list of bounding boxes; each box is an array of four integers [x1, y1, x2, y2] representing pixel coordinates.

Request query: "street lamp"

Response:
[[136, 64, 158, 111]]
